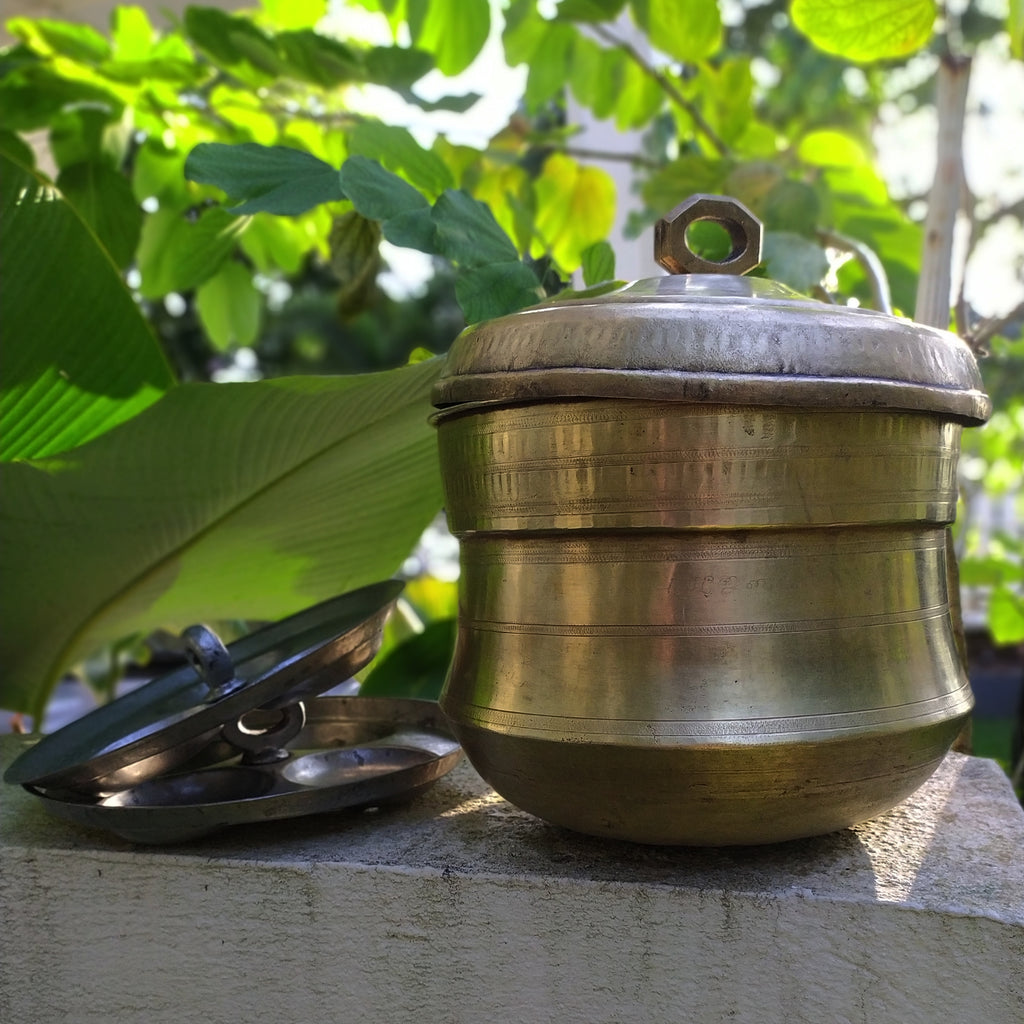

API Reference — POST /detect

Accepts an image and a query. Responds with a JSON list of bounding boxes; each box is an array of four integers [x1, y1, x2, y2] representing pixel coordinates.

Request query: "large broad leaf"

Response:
[[55, 159, 143, 267], [185, 142, 345, 215], [0, 358, 446, 718], [0, 152, 173, 462], [791, 0, 936, 63]]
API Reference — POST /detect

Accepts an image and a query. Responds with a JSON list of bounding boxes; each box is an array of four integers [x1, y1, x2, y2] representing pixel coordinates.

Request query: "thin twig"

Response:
[[563, 146, 660, 169], [963, 298, 1024, 353], [590, 23, 730, 157]]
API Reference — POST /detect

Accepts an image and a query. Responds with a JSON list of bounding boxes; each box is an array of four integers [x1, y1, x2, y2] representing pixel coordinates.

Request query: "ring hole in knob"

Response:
[[654, 193, 763, 276], [683, 217, 746, 266]]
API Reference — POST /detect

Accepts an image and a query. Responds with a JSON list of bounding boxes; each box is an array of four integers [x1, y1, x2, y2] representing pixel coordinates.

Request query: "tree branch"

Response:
[[589, 23, 730, 158], [915, 53, 972, 327]]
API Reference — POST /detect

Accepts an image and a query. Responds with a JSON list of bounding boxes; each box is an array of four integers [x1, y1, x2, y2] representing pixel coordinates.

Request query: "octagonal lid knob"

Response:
[[654, 193, 763, 276]]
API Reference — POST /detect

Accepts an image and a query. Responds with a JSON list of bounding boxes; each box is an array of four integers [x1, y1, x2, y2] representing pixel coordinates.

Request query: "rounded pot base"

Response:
[[446, 716, 968, 846]]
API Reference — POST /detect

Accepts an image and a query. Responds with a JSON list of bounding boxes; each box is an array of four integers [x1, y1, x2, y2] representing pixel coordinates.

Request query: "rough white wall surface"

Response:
[[1, 738, 1022, 1024]]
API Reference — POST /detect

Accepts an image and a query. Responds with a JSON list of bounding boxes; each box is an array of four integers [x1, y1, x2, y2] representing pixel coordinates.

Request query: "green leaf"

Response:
[[55, 160, 143, 268], [630, 0, 721, 63], [455, 261, 542, 324], [397, 88, 482, 113], [110, 5, 155, 62], [988, 586, 1024, 645], [581, 239, 616, 286], [0, 129, 35, 168], [432, 189, 520, 266], [641, 156, 729, 216], [185, 142, 345, 215], [346, 122, 454, 198], [260, 0, 330, 30], [136, 206, 249, 298], [798, 129, 873, 169], [503, 0, 548, 65], [7, 17, 111, 62], [762, 232, 829, 293], [359, 618, 456, 701], [555, 0, 628, 21], [0, 359, 445, 717], [569, 36, 622, 119], [239, 213, 312, 274], [524, 22, 575, 112], [1012, 0, 1024, 59], [407, 0, 490, 75], [382, 208, 439, 253], [339, 155, 429, 221], [184, 7, 282, 79], [614, 57, 664, 129], [761, 179, 821, 236], [791, 0, 936, 63], [49, 106, 116, 169], [195, 261, 261, 350], [275, 30, 364, 86], [364, 45, 434, 86], [0, 152, 173, 462], [0, 63, 123, 134], [329, 210, 383, 318]]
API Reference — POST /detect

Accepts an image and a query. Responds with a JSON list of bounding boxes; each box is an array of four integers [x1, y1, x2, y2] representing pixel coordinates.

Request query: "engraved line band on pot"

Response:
[[461, 605, 949, 637]]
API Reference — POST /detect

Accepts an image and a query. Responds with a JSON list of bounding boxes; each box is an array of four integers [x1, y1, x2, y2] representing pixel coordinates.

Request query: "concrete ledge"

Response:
[[2, 737, 1022, 1023]]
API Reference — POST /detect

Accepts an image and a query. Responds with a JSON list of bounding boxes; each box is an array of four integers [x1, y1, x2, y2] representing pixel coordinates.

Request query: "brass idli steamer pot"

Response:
[[431, 194, 991, 846]]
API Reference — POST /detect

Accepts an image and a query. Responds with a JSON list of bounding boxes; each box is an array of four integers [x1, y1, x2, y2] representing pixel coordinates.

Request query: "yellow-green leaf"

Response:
[[533, 153, 616, 272], [791, 0, 936, 63]]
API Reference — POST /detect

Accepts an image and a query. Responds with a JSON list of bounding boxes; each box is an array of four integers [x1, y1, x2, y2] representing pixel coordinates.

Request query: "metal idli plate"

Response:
[[24, 697, 461, 844]]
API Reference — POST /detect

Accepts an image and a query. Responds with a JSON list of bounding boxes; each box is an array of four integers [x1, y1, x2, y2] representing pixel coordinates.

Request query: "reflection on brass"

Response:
[[433, 195, 989, 846]]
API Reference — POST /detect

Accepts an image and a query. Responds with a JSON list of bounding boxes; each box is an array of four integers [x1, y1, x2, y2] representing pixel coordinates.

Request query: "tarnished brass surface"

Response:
[[432, 275, 990, 423], [436, 400, 973, 844], [440, 401, 961, 531], [433, 194, 988, 845]]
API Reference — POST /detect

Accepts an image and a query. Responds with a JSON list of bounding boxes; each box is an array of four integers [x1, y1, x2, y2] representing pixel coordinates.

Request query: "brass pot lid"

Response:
[[432, 195, 990, 424], [5, 580, 404, 794]]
